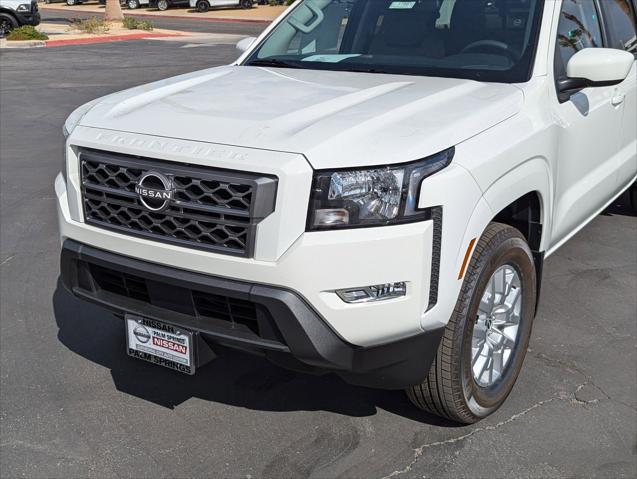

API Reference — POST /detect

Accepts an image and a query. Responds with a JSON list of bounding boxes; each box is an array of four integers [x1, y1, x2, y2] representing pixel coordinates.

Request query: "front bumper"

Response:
[[16, 11, 40, 27], [57, 140, 437, 348], [60, 239, 444, 389]]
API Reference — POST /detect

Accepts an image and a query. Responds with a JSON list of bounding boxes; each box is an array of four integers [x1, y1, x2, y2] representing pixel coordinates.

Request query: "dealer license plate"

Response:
[[125, 315, 195, 375]]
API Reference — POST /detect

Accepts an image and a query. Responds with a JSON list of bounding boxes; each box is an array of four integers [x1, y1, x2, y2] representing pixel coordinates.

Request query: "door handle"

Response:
[[611, 94, 626, 107]]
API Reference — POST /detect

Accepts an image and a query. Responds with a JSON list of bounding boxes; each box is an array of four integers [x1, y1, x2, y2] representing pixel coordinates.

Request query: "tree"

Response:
[[105, 0, 124, 21]]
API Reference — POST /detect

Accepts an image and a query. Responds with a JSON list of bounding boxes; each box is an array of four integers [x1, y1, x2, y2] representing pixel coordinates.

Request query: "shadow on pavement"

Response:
[[52, 280, 459, 427], [601, 190, 636, 218]]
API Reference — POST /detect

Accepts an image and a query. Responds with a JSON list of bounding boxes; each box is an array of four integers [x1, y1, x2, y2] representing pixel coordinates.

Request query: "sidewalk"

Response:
[[39, 3, 287, 24], [1, 21, 187, 48]]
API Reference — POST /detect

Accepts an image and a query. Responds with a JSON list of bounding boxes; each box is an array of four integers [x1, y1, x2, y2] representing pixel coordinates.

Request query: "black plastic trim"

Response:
[[60, 239, 444, 389], [426, 206, 443, 312]]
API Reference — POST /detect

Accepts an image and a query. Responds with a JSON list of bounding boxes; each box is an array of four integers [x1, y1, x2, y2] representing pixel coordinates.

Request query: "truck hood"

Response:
[[80, 65, 523, 169]]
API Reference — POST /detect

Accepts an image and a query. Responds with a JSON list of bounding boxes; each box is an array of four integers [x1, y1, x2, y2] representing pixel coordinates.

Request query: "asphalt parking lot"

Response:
[[1, 21, 636, 479]]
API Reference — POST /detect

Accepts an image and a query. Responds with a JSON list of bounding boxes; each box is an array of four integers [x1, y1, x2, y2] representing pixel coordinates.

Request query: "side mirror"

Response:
[[558, 48, 635, 102], [236, 37, 257, 54]]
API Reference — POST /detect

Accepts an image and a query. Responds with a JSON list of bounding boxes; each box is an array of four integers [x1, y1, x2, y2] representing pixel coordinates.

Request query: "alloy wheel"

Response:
[[0, 19, 12, 36], [471, 264, 522, 387]]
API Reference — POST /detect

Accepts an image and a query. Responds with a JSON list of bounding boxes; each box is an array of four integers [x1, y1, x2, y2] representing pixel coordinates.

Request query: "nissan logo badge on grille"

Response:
[[135, 171, 175, 212]]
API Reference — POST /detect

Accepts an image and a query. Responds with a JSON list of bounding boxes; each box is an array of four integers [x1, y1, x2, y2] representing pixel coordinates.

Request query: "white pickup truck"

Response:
[[57, 0, 637, 424]]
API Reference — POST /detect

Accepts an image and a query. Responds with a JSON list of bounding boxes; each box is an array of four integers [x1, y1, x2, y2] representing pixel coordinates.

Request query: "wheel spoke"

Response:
[[492, 328, 516, 347], [478, 353, 490, 379], [508, 286, 522, 309], [493, 348, 504, 378], [479, 296, 492, 315]]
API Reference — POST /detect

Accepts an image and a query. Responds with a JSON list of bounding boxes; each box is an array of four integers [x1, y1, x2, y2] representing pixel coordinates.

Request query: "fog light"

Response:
[[336, 282, 407, 304]]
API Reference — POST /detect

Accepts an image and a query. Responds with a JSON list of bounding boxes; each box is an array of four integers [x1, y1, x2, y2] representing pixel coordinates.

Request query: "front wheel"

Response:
[[0, 13, 18, 37], [66, 0, 78, 5], [196, 0, 209, 12], [240, 0, 252, 8], [127, 0, 140, 9], [407, 223, 537, 424], [156, 0, 169, 10]]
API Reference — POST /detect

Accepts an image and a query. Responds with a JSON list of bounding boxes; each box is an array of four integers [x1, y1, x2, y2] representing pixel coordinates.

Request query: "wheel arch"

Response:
[[481, 157, 551, 254], [461, 158, 552, 309], [0, 8, 18, 18]]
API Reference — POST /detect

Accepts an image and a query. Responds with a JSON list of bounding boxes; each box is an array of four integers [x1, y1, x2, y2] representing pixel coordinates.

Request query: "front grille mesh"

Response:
[[79, 149, 277, 257]]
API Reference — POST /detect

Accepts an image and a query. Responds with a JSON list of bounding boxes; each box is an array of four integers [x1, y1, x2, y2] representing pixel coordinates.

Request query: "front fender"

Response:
[[481, 157, 552, 252], [418, 164, 489, 331]]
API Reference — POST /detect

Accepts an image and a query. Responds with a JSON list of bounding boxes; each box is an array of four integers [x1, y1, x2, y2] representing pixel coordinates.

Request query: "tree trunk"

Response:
[[104, 0, 124, 21]]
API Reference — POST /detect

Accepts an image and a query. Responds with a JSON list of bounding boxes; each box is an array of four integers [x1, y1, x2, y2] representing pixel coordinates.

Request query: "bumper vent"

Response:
[[79, 148, 277, 257], [88, 263, 259, 333]]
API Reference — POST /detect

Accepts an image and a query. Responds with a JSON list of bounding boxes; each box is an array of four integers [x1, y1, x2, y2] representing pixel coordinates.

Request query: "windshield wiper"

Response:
[[341, 66, 391, 74], [247, 58, 302, 69]]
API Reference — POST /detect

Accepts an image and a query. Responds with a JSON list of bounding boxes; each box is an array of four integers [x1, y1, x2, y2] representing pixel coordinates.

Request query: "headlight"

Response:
[[16, 4, 31, 12], [307, 148, 454, 230]]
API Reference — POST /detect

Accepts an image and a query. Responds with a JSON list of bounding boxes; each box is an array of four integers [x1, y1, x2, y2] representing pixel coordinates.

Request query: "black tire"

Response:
[[241, 0, 252, 8], [630, 183, 637, 212], [66, 0, 77, 5], [157, 0, 169, 10], [196, 0, 209, 12], [127, 0, 140, 9], [0, 13, 18, 37], [407, 223, 537, 424]]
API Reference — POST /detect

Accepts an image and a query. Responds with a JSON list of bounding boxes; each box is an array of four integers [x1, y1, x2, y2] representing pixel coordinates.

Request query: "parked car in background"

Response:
[[191, 0, 252, 13], [0, 0, 40, 36], [126, 0, 149, 9], [64, 0, 123, 6], [149, 0, 188, 11]]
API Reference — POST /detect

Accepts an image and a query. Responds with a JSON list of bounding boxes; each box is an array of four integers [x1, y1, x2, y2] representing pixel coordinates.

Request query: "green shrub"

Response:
[[71, 17, 109, 34], [137, 20, 154, 31], [6, 25, 48, 41], [122, 17, 154, 31]]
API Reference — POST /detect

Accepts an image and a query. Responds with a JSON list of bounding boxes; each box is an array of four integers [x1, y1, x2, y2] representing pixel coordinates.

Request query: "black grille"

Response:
[[89, 264, 150, 303], [88, 263, 259, 333], [80, 149, 277, 257]]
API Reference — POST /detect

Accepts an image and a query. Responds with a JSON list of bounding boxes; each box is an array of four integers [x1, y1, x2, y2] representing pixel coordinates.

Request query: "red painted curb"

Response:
[[42, 7, 273, 24], [45, 32, 183, 47]]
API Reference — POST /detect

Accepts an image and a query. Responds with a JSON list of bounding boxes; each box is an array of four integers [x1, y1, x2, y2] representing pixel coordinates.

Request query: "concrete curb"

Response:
[[45, 32, 184, 47], [0, 38, 46, 49], [42, 6, 273, 24], [0, 32, 184, 49]]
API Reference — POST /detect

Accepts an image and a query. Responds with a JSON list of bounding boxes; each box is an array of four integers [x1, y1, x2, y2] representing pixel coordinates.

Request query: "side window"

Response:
[[555, 0, 603, 77], [601, 0, 637, 53]]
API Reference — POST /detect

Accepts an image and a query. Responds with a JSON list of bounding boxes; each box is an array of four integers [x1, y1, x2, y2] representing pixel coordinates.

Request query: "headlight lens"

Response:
[[307, 148, 454, 230], [16, 4, 31, 12]]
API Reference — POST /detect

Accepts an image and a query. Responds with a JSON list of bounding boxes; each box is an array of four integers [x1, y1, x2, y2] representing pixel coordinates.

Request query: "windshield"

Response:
[[245, 0, 544, 82]]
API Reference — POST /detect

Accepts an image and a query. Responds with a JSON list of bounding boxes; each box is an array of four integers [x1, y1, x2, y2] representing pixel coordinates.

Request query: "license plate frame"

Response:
[[125, 315, 195, 375]]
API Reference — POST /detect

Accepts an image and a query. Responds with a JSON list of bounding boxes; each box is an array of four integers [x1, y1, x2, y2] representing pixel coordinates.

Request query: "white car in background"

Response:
[[126, 0, 149, 9], [191, 0, 253, 13], [58, 0, 637, 424]]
